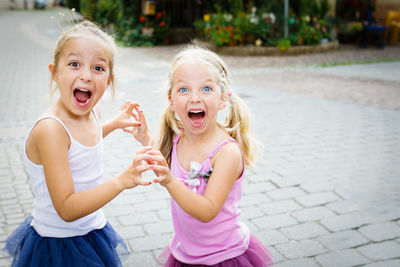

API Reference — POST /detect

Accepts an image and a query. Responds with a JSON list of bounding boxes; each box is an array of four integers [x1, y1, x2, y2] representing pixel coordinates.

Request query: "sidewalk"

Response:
[[1, 8, 400, 267]]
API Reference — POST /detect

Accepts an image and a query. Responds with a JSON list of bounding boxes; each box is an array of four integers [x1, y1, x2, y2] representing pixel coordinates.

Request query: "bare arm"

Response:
[[149, 143, 243, 222], [33, 120, 152, 222]]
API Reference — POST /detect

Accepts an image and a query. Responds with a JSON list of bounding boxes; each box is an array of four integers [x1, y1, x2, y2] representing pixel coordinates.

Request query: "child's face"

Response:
[[51, 35, 111, 116], [169, 61, 227, 135]]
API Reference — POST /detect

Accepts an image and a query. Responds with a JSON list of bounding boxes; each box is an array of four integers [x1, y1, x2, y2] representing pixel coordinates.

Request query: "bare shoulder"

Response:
[[26, 118, 70, 164], [212, 140, 243, 177], [215, 141, 242, 163], [31, 118, 70, 147]]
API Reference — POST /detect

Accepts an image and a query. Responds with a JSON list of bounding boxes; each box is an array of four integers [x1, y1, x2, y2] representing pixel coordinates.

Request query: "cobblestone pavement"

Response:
[[1, 8, 400, 267]]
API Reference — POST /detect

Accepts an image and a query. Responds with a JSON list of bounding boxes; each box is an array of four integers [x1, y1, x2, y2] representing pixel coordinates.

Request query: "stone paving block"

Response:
[[133, 200, 169, 213], [0, 258, 11, 267], [118, 225, 146, 239], [369, 206, 400, 223], [280, 222, 329, 241], [244, 182, 277, 194], [320, 211, 373, 231], [317, 230, 369, 251], [327, 199, 368, 214], [243, 219, 258, 232], [157, 209, 172, 220], [295, 191, 340, 207], [300, 181, 335, 193], [275, 239, 327, 259], [253, 214, 298, 230], [129, 234, 171, 252], [124, 252, 158, 267], [359, 222, 400, 242], [118, 212, 158, 226], [273, 258, 320, 267], [266, 186, 306, 200], [246, 174, 276, 185], [143, 221, 173, 235], [257, 229, 289, 246], [267, 246, 284, 264], [259, 199, 302, 215], [357, 241, 400, 261], [291, 206, 336, 223], [363, 259, 400, 267], [111, 192, 147, 205], [269, 177, 301, 188], [240, 205, 264, 219], [239, 193, 271, 207], [103, 204, 137, 217], [315, 249, 371, 267]]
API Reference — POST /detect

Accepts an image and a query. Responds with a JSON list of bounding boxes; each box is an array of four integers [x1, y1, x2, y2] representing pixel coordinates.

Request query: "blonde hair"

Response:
[[49, 20, 117, 98], [156, 45, 261, 166]]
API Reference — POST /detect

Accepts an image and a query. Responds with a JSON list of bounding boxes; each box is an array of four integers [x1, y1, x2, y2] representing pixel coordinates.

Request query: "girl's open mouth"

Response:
[[73, 88, 92, 107], [188, 110, 205, 128]]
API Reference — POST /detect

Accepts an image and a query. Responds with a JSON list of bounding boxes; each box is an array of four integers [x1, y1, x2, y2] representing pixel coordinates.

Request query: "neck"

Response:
[[182, 124, 224, 145], [53, 99, 91, 121]]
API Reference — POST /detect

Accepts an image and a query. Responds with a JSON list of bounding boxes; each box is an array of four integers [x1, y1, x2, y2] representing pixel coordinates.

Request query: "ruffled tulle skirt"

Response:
[[2, 216, 129, 267], [158, 234, 273, 267]]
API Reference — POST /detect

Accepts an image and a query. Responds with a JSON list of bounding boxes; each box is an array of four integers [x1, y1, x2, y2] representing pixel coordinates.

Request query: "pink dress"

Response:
[[158, 135, 273, 266]]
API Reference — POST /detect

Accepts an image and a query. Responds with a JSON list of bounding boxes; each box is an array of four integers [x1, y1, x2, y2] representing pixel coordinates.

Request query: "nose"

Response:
[[79, 67, 92, 81], [190, 90, 201, 103]]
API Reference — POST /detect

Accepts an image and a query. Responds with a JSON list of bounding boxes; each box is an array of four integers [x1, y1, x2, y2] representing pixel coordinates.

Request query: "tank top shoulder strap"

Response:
[[24, 116, 73, 154], [92, 109, 103, 137], [173, 135, 181, 145], [29, 116, 72, 140], [208, 138, 238, 159]]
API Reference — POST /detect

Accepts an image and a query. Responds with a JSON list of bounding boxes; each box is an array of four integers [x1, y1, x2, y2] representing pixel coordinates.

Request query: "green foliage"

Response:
[[195, 8, 280, 47], [277, 38, 291, 51], [77, 0, 171, 46], [65, 0, 80, 11]]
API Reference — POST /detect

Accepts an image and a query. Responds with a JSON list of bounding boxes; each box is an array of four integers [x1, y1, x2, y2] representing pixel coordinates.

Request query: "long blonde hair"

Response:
[[49, 21, 117, 99], [156, 45, 261, 166]]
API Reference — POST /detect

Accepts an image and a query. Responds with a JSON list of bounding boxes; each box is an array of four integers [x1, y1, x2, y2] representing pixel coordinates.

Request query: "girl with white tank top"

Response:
[[3, 21, 154, 267]]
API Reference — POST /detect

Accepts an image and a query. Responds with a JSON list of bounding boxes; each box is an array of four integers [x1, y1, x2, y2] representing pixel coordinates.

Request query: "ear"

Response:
[[48, 64, 56, 80], [107, 74, 114, 86], [168, 95, 175, 111], [218, 92, 228, 110]]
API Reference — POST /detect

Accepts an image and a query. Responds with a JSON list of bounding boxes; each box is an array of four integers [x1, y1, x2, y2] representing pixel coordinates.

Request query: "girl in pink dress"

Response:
[[144, 45, 273, 266]]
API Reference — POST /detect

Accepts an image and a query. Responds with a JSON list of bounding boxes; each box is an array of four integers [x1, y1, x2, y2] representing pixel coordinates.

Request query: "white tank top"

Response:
[[25, 112, 106, 237]]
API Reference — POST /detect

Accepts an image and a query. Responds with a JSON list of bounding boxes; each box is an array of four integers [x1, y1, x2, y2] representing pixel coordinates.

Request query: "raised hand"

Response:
[[141, 149, 174, 186], [116, 146, 154, 189], [122, 101, 153, 146], [115, 100, 142, 129]]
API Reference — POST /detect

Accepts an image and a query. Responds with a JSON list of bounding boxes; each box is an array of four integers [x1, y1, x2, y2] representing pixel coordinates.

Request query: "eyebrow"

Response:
[[66, 53, 107, 63]]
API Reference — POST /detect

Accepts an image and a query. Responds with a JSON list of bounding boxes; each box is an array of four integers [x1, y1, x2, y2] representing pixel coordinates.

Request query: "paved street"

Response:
[[1, 8, 400, 267]]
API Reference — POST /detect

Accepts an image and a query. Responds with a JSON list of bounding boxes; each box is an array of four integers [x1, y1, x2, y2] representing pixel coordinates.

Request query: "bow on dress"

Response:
[[186, 161, 213, 191]]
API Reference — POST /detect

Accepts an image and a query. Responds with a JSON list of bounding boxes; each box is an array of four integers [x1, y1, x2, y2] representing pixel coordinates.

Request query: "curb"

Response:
[[194, 40, 340, 56]]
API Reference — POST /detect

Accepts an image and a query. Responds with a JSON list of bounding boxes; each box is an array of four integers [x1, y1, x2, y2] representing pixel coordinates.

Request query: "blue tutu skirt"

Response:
[[2, 216, 129, 267]]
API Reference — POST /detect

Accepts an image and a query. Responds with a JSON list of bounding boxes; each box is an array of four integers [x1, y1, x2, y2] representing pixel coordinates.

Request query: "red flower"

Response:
[[160, 21, 166, 27], [139, 16, 146, 23], [265, 17, 271, 22], [156, 12, 163, 20]]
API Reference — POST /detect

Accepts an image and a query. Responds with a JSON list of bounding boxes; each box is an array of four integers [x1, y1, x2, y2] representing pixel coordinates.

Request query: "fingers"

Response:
[[136, 146, 153, 155], [122, 100, 140, 112], [134, 105, 148, 125]]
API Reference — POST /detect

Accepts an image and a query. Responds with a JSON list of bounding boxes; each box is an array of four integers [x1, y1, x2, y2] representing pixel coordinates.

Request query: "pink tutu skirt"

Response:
[[158, 234, 273, 267]]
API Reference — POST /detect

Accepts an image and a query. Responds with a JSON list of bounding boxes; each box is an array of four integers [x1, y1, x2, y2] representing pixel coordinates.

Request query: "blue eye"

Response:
[[203, 87, 211, 92], [179, 87, 188, 93]]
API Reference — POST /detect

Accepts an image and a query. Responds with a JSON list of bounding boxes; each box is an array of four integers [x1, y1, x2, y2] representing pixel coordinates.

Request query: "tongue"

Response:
[[75, 90, 90, 103], [190, 113, 204, 126]]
